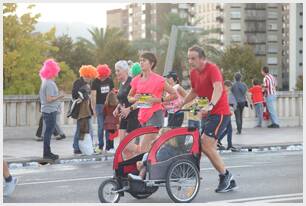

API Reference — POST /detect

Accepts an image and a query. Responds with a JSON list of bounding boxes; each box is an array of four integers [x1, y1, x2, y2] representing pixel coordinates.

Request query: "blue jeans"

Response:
[[266, 95, 279, 125], [218, 120, 233, 147], [254, 103, 263, 126], [42, 111, 57, 155], [73, 118, 94, 151], [96, 104, 109, 149]]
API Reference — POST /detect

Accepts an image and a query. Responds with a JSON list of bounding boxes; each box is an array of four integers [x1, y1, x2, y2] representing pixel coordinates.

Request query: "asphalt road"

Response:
[[4, 150, 302, 203]]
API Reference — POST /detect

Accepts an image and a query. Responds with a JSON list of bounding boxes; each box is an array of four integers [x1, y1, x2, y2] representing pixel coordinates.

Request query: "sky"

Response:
[[16, 3, 128, 28]]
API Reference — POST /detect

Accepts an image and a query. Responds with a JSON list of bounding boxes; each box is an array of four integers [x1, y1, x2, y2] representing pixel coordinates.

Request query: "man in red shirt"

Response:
[[180, 45, 237, 193]]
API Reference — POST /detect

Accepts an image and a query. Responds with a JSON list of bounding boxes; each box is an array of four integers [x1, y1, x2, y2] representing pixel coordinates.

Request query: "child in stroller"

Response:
[[128, 127, 181, 180]]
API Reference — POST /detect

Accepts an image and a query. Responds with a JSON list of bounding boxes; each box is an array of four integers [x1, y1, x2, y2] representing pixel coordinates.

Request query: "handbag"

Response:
[[79, 133, 94, 155], [67, 99, 80, 119]]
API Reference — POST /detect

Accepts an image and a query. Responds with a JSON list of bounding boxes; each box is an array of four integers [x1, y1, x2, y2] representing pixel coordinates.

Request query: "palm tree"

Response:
[[78, 27, 137, 68]]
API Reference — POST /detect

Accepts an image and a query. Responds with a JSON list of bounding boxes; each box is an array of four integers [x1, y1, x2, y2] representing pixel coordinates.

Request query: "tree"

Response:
[[56, 62, 77, 92], [50, 34, 74, 69], [219, 44, 263, 86], [70, 39, 95, 74], [3, 4, 76, 94], [295, 75, 303, 91], [4, 3, 58, 94], [79, 27, 138, 73]]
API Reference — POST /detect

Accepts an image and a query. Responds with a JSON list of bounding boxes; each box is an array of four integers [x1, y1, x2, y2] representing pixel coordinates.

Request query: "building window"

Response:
[[267, 57, 278, 65], [254, 45, 266, 55], [230, 11, 241, 19], [245, 22, 266, 32], [267, 35, 278, 42], [267, 45, 278, 53], [268, 23, 278, 31], [230, 23, 241, 31], [231, 34, 241, 42], [299, 25, 303, 29], [267, 3, 279, 8], [267, 12, 278, 19], [299, 50, 303, 54]]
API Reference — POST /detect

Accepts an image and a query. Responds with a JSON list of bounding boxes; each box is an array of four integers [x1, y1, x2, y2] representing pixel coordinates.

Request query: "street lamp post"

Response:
[[163, 25, 204, 76]]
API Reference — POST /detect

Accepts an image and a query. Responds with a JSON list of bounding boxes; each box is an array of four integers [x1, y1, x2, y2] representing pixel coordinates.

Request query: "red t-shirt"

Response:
[[248, 85, 264, 104], [190, 62, 230, 115]]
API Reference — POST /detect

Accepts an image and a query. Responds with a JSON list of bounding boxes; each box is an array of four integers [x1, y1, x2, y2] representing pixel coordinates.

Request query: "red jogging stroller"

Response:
[[98, 111, 202, 203]]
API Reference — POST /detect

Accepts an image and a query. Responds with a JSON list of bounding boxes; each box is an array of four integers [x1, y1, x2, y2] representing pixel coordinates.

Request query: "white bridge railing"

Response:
[[3, 91, 303, 140]]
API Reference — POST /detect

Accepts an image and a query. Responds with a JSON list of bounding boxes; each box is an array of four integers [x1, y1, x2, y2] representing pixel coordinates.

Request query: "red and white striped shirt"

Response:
[[263, 74, 277, 96]]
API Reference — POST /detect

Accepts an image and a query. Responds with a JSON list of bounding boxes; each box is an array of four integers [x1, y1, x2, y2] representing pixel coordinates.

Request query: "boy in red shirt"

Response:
[[248, 79, 264, 127]]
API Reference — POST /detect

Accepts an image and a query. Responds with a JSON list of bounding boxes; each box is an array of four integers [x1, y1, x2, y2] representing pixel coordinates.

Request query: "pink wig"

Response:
[[39, 59, 61, 80], [97, 64, 111, 78]]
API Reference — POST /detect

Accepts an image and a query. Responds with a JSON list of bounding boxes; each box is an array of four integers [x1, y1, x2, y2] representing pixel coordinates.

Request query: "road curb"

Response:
[[8, 143, 302, 169]]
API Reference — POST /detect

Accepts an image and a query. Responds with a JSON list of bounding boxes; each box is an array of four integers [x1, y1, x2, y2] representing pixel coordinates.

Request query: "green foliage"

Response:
[[4, 4, 78, 94], [80, 27, 138, 75], [4, 3, 58, 94], [295, 75, 303, 91], [55, 62, 77, 92], [70, 39, 95, 74], [219, 44, 263, 86], [50, 34, 74, 68]]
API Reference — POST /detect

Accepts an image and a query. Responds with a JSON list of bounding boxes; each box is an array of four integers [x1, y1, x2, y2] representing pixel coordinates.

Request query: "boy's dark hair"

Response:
[[234, 72, 242, 81], [262, 66, 269, 74], [252, 79, 260, 85], [188, 45, 206, 59], [140, 52, 157, 70], [224, 80, 233, 87]]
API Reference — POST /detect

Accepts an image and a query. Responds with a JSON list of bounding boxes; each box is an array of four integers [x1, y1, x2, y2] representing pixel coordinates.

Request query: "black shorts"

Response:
[[119, 109, 140, 133], [201, 114, 230, 139]]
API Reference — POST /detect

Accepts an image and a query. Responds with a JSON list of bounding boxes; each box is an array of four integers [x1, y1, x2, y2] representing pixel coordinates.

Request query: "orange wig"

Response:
[[79, 65, 97, 79]]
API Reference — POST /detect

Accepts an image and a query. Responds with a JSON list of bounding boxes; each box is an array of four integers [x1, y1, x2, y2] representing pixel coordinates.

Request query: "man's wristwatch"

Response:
[[130, 105, 134, 111], [209, 102, 215, 107]]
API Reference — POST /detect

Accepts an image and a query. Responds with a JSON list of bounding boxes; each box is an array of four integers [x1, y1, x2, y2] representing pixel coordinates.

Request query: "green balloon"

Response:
[[130, 63, 142, 77]]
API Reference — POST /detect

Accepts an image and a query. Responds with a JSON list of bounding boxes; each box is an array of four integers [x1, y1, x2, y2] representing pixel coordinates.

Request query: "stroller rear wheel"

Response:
[[166, 159, 200, 203], [98, 179, 120, 203]]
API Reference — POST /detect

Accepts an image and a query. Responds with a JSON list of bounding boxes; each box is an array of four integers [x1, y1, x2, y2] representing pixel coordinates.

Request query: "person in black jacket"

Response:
[[71, 65, 97, 154]]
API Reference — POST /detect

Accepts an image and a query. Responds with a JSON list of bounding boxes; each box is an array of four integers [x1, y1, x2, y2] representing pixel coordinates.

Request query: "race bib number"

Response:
[[136, 94, 152, 108], [100, 86, 110, 94], [198, 97, 209, 108]]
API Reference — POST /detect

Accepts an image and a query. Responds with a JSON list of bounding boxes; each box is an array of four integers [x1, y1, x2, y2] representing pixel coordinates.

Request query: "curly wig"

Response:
[[39, 59, 61, 80], [79, 65, 98, 79], [97, 64, 111, 78]]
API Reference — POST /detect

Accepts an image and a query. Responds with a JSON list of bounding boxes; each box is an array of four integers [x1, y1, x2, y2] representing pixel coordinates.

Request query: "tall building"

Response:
[[220, 3, 284, 88], [195, 3, 224, 50], [288, 3, 303, 91], [127, 3, 195, 41], [106, 8, 129, 39]]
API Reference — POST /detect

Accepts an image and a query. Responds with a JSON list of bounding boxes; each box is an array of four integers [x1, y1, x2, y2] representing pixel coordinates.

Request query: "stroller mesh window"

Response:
[[122, 132, 158, 161], [156, 135, 194, 162]]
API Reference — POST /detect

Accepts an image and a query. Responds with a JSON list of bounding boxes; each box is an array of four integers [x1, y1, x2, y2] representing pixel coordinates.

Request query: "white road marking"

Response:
[[17, 175, 113, 186], [200, 165, 253, 171], [208, 193, 303, 203], [17, 165, 253, 186]]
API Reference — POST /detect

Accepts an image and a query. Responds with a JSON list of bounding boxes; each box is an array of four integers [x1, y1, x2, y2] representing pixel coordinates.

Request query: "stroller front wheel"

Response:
[[98, 178, 121, 203]]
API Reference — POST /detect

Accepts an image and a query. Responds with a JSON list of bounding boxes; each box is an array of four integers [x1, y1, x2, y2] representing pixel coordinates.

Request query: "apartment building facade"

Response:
[[106, 8, 129, 39]]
